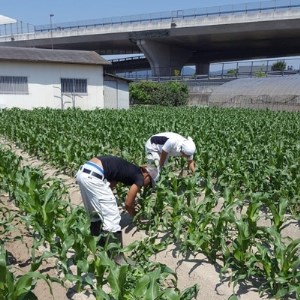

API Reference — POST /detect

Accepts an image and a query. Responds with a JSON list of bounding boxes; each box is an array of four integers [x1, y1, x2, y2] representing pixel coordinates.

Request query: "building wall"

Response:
[[0, 61, 104, 110], [103, 78, 129, 109]]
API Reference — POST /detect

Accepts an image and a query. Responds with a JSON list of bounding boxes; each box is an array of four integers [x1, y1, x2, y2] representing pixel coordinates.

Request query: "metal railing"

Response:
[[116, 70, 300, 83], [34, 0, 300, 32], [0, 22, 35, 37], [1, 0, 299, 37], [115, 57, 300, 82]]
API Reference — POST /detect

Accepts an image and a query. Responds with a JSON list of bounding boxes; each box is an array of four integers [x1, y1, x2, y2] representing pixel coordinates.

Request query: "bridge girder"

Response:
[[1, 17, 300, 75]]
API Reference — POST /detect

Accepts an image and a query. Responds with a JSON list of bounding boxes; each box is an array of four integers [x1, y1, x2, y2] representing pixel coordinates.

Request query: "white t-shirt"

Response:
[[146, 132, 193, 161]]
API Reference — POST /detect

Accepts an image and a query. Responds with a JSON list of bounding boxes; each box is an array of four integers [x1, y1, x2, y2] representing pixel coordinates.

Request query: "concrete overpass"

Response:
[[1, 0, 300, 76]]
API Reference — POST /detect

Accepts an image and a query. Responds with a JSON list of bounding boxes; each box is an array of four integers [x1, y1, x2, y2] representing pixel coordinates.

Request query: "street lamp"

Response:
[[50, 13, 54, 49]]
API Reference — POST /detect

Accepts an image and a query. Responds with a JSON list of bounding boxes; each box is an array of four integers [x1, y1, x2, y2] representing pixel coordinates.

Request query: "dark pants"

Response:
[[90, 220, 123, 247]]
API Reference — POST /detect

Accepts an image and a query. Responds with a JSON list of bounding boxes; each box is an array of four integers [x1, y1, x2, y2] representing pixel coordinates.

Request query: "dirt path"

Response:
[[1, 138, 299, 299]]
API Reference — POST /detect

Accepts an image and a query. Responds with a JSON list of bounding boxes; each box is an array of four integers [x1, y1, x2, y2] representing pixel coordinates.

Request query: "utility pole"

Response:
[[50, 14, 54, 49]]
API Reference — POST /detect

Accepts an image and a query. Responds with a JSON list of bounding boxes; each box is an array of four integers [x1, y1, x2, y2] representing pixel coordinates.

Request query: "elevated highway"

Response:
[[1, 0, 300, 76]]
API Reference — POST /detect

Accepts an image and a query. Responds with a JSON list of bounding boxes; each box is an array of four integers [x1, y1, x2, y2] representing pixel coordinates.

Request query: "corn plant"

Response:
[[1, 107, 300, 299], [251, 226, 300, 299], [0, 207, 21, 245], [10, 167, 69, 249], [0, 245, 53, 300]]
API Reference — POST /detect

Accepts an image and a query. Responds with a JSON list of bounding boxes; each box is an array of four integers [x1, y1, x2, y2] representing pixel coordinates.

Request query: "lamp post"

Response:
[[50, 13, 54, 49]]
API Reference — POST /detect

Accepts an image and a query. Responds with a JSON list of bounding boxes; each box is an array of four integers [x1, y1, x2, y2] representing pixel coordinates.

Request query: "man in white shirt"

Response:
[[145, 132, 196, 175]]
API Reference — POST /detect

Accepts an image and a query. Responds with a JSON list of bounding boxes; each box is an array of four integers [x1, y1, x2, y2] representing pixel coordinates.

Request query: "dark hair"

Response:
[[140, 166, 152, 188]]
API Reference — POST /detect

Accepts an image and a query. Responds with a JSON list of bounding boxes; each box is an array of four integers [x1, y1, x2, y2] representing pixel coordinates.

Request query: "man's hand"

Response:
[[125, 184, 140, 217], [187, 159, 195, 173], [125, 205, 135, 217]]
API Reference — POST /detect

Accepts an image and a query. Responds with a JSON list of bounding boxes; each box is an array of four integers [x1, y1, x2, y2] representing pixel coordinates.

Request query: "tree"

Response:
[[227, 69, 237, 76], [271, 61, 286, 72]]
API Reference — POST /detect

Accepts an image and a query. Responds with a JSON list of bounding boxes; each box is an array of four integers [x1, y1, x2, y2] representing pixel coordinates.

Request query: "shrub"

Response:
[[255, 70, 266, 77], [227, 69, 237, 76], [129, 81, 188, 106], [271, 61, 286, 72]]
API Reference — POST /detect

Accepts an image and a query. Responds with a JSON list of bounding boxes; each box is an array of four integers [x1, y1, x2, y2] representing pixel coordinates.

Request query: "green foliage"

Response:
[[173, 69, 181, 76], [227, 69, 237, 76], [0, 143, 199, 299], [129, 81, 188, 106], [254, 70, 266, 77], [271, 61, 287, 72], [0, 245, 52, 300], [1, 107, 300, 299]]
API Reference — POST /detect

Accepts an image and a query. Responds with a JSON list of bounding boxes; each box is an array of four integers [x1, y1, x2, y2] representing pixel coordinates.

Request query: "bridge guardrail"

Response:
[[119, 69, 300, 82], [34, 0, 300, 32], [1, 0, 300, 37]]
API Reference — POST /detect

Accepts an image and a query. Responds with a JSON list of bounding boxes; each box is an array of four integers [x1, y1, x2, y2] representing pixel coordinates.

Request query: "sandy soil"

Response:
[[1, 138, 299, 300]]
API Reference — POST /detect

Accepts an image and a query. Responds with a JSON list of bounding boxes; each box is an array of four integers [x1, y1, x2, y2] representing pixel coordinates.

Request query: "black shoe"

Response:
[[90, 220, 102, 236]]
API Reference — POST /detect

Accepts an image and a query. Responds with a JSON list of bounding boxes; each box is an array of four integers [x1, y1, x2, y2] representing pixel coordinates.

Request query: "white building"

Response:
[[104, 73, 131, 109], [0, 46, 130, 110]]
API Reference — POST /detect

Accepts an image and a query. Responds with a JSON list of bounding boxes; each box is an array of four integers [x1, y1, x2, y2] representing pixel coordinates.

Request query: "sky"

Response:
[[1, 0, 264, 25]]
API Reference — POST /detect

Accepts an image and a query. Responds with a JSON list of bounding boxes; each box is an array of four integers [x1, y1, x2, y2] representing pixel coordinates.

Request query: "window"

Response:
[[61, 78, 87, 94], [0, 76, 28, 94]]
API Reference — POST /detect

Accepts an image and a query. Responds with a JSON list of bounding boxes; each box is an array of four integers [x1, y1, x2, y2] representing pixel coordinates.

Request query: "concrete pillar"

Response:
[[136, 39, 193, 77], [195, 63, 210, 75]]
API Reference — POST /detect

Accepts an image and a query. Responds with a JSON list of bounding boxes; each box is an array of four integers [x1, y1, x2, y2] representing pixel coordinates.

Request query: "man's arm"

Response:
[[159, 150, 168, 168], [187, 159, 195, 173], [125, 184, 140, 216]]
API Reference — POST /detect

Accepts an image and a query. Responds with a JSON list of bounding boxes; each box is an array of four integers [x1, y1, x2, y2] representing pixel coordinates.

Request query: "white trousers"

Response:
[[145, 140, 161, 167], [76, 166, 121, 232]]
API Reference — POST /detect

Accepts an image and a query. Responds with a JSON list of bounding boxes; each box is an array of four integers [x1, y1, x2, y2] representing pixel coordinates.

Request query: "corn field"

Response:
[[0, 106, 299, 299]]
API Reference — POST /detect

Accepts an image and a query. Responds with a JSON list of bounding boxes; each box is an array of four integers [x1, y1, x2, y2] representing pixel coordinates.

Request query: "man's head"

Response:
[[181, 137, 196, 157], [141, 165, 159, 188]]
